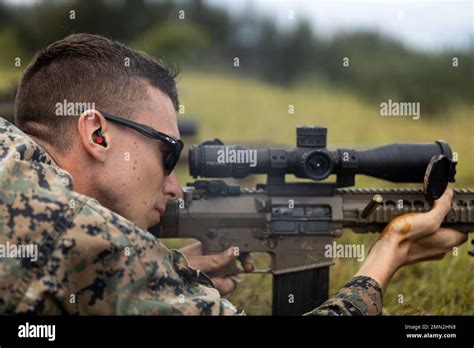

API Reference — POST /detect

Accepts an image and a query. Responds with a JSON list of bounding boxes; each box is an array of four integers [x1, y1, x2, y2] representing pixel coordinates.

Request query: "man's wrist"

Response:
[[355, 239, 402, 293]]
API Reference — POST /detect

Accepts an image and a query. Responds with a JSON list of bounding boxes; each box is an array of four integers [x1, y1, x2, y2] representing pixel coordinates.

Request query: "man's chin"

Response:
[[151, 208, 162, 225], [135, 211, 160, 231], [136, 209, 162, 231]]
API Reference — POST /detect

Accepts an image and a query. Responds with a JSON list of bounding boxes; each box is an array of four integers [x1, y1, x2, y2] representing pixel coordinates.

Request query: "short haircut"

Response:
[[15, 33, 179, 153]]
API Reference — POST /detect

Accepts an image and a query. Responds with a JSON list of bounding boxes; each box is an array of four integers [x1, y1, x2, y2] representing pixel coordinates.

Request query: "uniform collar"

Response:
[[0, 117, 73, 190]]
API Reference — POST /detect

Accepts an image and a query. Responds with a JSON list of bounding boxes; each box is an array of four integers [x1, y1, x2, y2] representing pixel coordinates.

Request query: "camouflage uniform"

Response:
[[0, 117, 382, 315]]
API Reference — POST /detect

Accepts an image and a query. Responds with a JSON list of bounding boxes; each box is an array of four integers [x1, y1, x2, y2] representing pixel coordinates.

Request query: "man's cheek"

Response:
[[143, 165, 164, 201]]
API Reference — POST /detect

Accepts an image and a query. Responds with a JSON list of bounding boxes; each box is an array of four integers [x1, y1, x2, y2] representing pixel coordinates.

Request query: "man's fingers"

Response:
[[406, 252, 446, 265], [393, 188, 454, 240], [179, 241, 203, 256], [406, 228, 467, 264], [423, 188, 453, 230], [211, 276, 236, 296], [186, 247, 237, 274], [240, 253, 254, 273]]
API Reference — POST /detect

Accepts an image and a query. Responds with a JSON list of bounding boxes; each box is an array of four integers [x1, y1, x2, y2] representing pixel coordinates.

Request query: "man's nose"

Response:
[[163, 172, 182, 201]]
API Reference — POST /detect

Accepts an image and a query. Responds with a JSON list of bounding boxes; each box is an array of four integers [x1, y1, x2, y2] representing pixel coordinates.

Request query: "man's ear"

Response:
[[77, 110, 109, 162]]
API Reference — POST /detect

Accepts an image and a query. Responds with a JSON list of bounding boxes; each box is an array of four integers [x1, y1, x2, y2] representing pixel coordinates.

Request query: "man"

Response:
[[0, 33, 466, 315]]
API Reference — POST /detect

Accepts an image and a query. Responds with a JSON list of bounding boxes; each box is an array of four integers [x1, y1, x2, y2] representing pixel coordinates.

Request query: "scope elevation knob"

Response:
[[297, 126, 327, 148]]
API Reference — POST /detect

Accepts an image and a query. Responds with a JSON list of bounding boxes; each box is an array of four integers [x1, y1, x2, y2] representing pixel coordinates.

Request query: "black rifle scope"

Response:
[[189, 126, 456, 185]]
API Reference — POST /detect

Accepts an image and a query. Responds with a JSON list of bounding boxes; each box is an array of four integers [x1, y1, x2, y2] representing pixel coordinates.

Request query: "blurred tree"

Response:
[[272, 21, 320, 84], [132, 22, 210, 65], [0, 27, 26, 69], [189, 0, 234, 44]]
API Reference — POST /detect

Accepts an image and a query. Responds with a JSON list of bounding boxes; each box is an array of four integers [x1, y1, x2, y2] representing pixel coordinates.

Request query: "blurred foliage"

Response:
[[0, 27, 24, 94], [0, 27, 25, 67], [0, 0, 471, 113], [133, 23, 210, 64]]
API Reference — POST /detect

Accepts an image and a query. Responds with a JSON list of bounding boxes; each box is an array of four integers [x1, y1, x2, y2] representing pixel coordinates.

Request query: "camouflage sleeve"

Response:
[[13, 197, 244, 316], [304, 276, 382, 316]]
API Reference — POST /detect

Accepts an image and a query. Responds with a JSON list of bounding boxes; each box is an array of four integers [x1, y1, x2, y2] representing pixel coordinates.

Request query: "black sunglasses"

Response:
[[100, 111, 183, 175]]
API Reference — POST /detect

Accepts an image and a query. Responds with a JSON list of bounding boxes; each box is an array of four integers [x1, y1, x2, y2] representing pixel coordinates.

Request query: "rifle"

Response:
[[150, 126, 474, 315]]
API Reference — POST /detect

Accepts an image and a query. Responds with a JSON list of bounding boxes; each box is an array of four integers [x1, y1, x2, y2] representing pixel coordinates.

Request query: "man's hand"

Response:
[[179, 242, 254, 296], [355, 188, 468, 292]]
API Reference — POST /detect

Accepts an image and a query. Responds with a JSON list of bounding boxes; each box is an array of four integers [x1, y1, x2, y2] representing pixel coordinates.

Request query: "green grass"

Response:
[[170, 70, 473, 315]]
